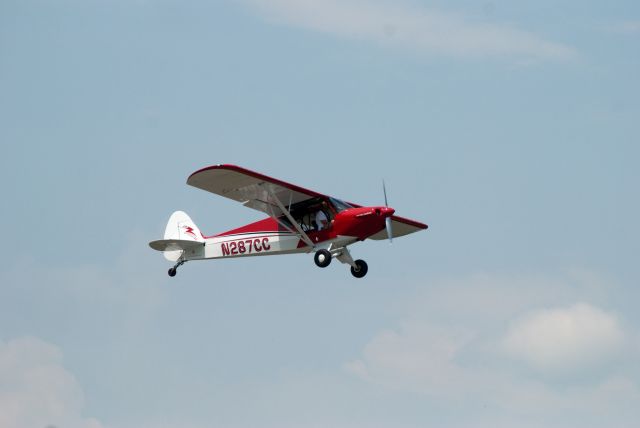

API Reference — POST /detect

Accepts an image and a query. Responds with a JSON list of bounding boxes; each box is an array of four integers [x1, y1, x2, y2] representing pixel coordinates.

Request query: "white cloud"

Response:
[[244, 0, 576, 61], [344, 323, 475, 395], [344, 272, 640, 424], [502, 302, 625, 372], [0, 235, 168, 428], [0, 337, 103, 428]]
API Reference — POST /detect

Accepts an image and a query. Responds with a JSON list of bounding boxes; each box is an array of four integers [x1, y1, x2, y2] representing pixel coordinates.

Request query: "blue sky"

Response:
[[1, 1, 639, 427]]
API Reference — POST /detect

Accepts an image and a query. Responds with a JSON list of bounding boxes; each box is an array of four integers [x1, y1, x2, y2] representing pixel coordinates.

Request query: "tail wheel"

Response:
[[350, 259, 368, 278], [314, 249, 332, 268], [168, 267, 177, 277]]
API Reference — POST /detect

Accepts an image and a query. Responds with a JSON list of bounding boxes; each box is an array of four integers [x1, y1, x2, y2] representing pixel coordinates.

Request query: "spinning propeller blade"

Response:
[[383, 180, 389, 207], [385, 217, 393, 244], [383, 180, 393, 243]]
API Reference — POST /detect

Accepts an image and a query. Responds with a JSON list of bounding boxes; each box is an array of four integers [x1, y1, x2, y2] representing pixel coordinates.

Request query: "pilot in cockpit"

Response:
[[315, 201, 330, 231]]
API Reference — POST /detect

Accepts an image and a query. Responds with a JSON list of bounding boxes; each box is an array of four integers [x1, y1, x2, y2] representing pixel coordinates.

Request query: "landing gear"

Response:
[[314, 249, 332, 268], [167, 258, 186, 277], [350, 259, 368, 278], [316, 246, 369, 278]]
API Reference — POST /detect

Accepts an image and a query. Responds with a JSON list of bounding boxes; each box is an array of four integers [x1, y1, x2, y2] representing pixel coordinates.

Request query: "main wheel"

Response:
[[314, 249, 332, 268], [168, 267, 177, 277], [350, 259, 368, 278]]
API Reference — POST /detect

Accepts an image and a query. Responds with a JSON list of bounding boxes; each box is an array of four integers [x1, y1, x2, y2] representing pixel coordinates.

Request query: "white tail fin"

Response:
[[163, 211, 204, 242], [149, 211, 205, 261]]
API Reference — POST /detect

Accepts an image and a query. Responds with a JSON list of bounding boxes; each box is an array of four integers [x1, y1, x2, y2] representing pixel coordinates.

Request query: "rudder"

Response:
[[149, 211, 205, 261]]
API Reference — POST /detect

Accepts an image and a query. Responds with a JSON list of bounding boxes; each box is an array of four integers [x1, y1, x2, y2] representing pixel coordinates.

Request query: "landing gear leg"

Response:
[[168, 258, 186, 277]]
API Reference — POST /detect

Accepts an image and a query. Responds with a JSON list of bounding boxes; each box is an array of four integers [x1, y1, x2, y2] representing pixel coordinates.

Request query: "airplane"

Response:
[[149, 164, 428, 278]]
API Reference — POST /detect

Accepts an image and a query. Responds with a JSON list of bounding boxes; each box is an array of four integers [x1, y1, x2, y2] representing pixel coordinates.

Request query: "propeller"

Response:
[[383, 180, 393, 243]]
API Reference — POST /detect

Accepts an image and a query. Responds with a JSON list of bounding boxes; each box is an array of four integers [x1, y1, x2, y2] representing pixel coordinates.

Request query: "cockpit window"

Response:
[[329, 197, 353, 212], [276, 197, 352, 232]]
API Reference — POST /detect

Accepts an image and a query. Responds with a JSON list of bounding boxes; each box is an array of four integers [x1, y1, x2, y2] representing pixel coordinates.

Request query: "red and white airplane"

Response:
[[149, 164, 428, 278]]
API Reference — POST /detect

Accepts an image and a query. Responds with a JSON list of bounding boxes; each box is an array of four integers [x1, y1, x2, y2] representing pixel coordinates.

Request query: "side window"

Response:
[[297, 214, 312, 232], [296, 210, 331, 232]]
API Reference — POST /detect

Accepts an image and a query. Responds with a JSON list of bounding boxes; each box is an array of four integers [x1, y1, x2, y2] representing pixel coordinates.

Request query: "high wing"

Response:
[[188, 164, 326, 246], [187, 164, 324, 218], [187, 164, 427, 239]]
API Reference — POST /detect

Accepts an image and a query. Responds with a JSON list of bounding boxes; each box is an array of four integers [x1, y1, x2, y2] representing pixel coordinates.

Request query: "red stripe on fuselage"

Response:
[[207, 217, 282, 239]]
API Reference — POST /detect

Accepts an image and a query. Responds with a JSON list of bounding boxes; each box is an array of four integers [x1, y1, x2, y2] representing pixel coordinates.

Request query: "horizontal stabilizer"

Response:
[[149, 239, 204, 252]]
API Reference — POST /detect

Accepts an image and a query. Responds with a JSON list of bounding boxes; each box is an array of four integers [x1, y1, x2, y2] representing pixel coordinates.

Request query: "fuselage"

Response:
[[184, 205, 395, 261]]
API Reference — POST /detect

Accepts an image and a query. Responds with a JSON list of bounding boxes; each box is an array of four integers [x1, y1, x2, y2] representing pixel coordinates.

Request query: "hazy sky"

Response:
[[1, 1, 639, 427]]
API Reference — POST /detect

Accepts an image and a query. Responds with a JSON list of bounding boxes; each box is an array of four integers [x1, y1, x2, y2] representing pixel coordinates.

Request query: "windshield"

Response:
[[329, 197, 353, 213]]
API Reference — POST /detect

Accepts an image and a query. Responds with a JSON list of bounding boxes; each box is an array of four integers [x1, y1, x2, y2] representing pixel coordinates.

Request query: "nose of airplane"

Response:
[[374, 207, 395, 217]]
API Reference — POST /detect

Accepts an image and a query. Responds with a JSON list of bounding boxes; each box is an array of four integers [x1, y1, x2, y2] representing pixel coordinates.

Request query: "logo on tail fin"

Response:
[[183, 225, 197, 239]]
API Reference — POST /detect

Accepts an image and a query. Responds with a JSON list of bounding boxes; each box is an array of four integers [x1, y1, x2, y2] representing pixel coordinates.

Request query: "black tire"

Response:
[[314, 249, 332, 268], [168, 267, 177, 277], [350, 259, 368, 278]]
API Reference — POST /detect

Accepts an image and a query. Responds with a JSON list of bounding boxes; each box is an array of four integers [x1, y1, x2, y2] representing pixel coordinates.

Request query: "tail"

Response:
[[149, 211, 205, 261]]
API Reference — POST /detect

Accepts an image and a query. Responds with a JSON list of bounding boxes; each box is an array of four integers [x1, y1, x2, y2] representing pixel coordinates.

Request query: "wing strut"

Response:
[[265, 203, 301, 238], [268, 188, 315, 249]]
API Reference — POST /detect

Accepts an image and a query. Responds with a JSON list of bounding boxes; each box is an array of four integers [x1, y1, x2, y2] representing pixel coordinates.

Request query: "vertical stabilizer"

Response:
[[164, 211, 204, 242], [157, 211, 204, 261]]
